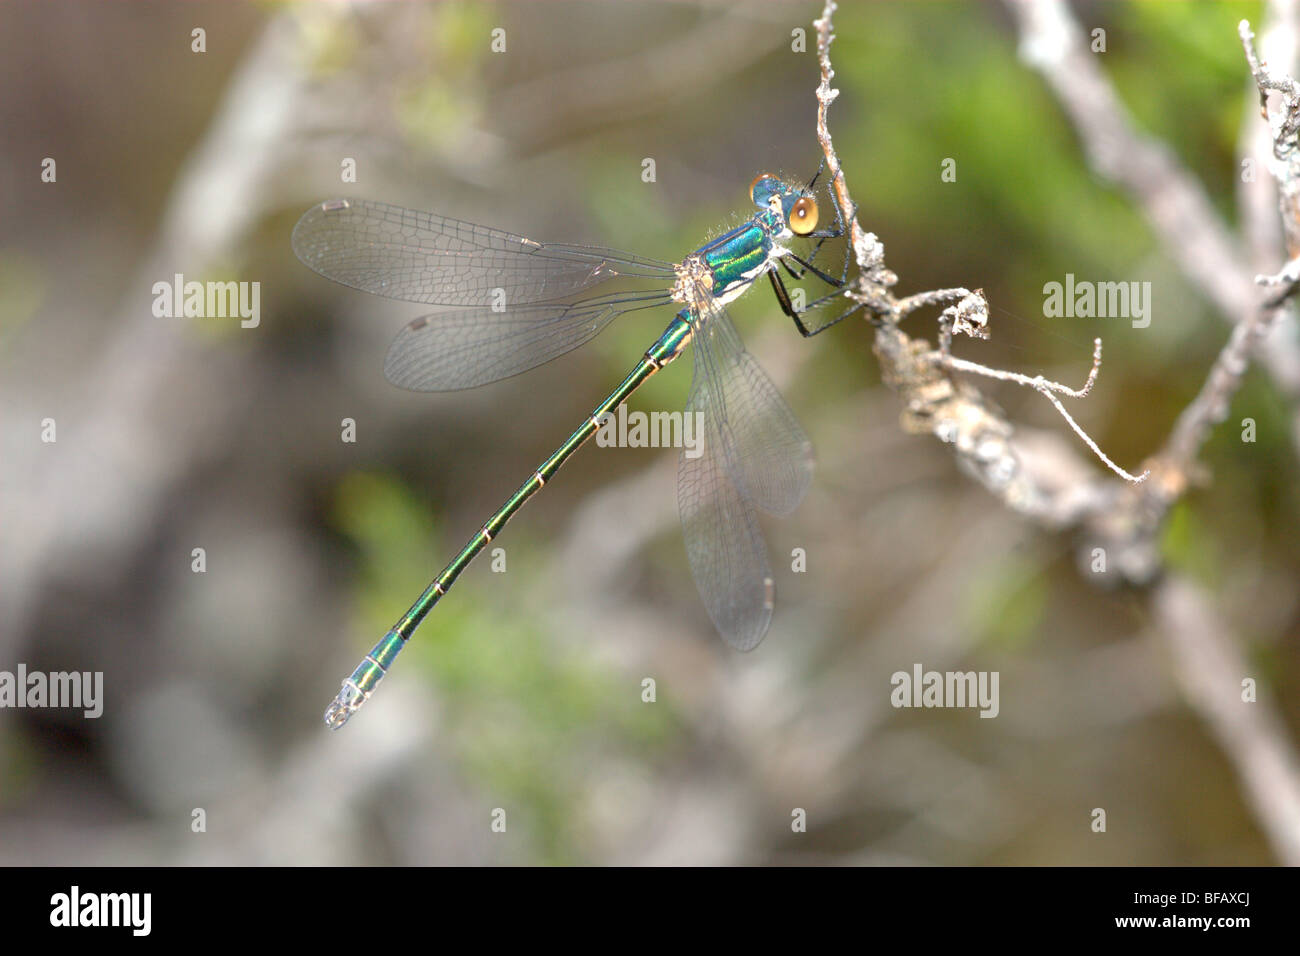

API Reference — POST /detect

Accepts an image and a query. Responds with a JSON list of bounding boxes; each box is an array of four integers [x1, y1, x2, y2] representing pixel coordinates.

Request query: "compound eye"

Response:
[[750, 173, 776, 203], [789, 196, 819, 235]]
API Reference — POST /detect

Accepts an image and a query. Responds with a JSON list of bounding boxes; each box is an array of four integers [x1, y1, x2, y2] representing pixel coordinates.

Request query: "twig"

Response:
[[813, 2, 867, 265], [1241, 1, 1300, 450], [1241, 17, 1300, 157], [1155, 577, 1300, 866], [815, 0, 1300, 865], [1009, 0, 1300, 460], [1159, 301, 1282, 480], [939, 338, 1147, 484], [1006, 0, 1256, 322], [1007, 1, 1294, 519], [941, 338, 1100, 400], [1240, 3, 1300, 337], [813, 2, 1145, 498], [1132, 22, 1297, 501], [934, 302, 1147, 483], [1242, 16, 1300, 307]]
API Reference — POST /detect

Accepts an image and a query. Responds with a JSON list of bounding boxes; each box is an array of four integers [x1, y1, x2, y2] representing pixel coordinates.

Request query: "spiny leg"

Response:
[[791, 296, 867, 338], [770, 256, 864, 339], [783, 250, 842, 288]]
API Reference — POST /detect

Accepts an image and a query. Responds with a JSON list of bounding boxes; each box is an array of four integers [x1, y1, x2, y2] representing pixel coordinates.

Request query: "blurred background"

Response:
[[1, 0, 1297, 865]]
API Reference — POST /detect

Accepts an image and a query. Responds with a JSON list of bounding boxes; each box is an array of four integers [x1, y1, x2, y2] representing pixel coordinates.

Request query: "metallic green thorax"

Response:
[[697, 216, 779, 297]]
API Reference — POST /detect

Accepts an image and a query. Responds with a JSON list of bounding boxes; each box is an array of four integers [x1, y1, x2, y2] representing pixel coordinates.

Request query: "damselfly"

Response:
[[293, 168, 858, 728]]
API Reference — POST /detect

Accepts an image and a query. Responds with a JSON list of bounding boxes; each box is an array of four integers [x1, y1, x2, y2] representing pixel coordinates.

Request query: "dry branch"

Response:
[[813, 0, 1300, 865]]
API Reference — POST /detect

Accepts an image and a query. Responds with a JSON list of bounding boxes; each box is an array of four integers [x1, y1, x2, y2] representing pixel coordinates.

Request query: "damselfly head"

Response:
[[749, 173, 819, 236]]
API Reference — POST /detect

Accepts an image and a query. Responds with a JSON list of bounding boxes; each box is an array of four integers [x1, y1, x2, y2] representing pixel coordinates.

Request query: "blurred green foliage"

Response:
[[964, 553, 1050, 652], [331, 472, 682, 862]]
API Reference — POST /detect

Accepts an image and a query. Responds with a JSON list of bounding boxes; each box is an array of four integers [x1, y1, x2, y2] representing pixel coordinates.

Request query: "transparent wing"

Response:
[[383, 292, 671, 391], [678, 377, 776, 652], [690, 301, 813, 517], [677, 296, 814, 651], [292, 198, 677, 307]]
